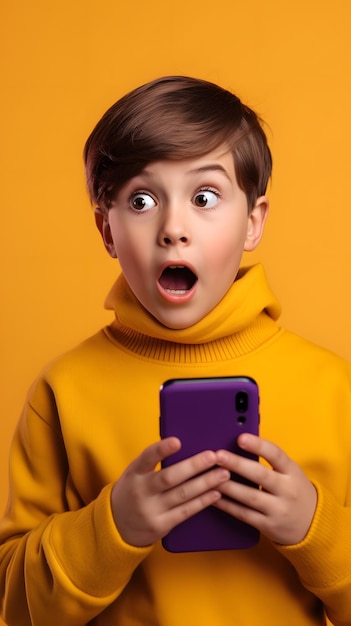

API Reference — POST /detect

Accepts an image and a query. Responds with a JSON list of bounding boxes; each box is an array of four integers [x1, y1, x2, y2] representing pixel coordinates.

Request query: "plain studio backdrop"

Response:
[[0, 3, 350, 624]]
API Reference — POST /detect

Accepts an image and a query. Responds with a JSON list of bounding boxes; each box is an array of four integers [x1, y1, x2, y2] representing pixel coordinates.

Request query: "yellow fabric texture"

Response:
[[0, 264, 350, 626]]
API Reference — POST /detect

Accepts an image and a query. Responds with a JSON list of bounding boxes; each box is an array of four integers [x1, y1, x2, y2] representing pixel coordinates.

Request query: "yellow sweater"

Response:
[[1, 265, 351, 626]]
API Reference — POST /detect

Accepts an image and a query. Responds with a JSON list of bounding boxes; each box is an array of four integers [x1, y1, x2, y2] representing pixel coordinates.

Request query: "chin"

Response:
[[155, 311, 204, 330], [162, 321, 194, 330]]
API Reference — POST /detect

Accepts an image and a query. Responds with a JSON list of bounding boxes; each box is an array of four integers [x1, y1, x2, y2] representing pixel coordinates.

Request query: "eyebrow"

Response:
[[187, 164, 232, 181], [137, 163, 232, 183]]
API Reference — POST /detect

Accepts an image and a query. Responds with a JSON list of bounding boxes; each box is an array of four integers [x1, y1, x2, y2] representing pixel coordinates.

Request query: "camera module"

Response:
[[235, 391, 248, 413]]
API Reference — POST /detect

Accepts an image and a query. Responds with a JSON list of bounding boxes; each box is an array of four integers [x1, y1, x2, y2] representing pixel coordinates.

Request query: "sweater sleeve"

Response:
[[276, 481, 351, 626], [0, 389, 153, 625]]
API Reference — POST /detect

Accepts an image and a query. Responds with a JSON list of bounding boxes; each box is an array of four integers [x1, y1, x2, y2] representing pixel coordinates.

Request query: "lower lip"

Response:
[[156, 281, 198, 304]]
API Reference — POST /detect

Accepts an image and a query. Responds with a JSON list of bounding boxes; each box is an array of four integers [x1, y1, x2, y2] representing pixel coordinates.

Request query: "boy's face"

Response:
[[96, 146, 268, 329]]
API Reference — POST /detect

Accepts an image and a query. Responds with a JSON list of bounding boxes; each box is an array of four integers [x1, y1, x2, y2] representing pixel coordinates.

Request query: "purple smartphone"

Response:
[[159, 376, 260, 553]]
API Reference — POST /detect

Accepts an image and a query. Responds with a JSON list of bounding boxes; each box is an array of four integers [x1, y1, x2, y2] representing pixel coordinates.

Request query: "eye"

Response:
[[130, 192, 156, 212], [193, 189, 219, 208]]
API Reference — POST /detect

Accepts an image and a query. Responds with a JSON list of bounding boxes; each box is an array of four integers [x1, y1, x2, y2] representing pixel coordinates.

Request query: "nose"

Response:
[[157, 205, 191, 247]]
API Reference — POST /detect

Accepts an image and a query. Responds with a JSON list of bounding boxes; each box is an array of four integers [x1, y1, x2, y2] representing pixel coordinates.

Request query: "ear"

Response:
[[94, 207, 118, 258], [244, 196, 269, 252]]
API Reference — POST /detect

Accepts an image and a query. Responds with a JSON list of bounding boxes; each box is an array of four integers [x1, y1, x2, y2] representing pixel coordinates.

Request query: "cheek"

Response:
[[208, 228, 247, 269], [114, 232, 151, 280], [112, 224, 140, 261]]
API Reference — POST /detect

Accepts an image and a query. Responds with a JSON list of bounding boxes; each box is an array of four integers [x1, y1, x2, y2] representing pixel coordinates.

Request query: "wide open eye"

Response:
[[130, 192, 156, 212], [193, 189, 219, 208]]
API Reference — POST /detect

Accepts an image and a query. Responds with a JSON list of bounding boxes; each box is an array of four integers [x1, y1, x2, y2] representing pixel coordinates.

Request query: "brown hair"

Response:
[[84, 76, 272, 211]]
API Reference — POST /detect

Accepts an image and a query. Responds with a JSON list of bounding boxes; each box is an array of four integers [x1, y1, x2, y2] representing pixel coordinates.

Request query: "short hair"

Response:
[[84, 76, 272, 211]]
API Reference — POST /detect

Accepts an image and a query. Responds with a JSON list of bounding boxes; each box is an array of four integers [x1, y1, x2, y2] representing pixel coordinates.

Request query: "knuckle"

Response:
[[126, 481, 143, 503], [158, 469, 174, 490], [275, 447, 286, 464], [273, 446, 287, 468], [175, 484, 188, 503], [255, 463, 268, 484], [194, 450, 215, 471], [245, 486, 262, 509], [177, 499, 197, 522]]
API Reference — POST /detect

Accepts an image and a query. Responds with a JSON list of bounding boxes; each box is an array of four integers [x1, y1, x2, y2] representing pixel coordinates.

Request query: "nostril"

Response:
[[163, 235, 188, 244]]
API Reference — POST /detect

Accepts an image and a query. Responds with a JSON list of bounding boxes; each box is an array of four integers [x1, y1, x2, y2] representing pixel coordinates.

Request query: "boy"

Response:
[[0, 76, 350, 626]]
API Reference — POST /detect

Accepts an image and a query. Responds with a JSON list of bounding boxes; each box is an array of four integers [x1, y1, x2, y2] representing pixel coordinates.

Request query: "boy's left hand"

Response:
[[215, 434, 317, 546]]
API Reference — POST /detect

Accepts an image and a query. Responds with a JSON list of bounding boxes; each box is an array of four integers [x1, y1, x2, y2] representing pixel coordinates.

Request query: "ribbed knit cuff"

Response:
[[275, 481, 351, 590], [48, 483, 154, 599]]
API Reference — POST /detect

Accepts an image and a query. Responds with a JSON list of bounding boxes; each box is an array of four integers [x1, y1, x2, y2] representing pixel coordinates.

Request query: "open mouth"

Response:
[[158, 265, 198, 295]]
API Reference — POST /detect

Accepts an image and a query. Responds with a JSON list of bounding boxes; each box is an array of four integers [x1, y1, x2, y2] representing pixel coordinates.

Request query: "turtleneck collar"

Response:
[[103, 265, 282, 362]]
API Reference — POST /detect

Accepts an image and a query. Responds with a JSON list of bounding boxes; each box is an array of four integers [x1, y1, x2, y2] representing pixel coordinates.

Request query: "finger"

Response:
[[216, 448, 272, 489], [216, 446, 286, 496], [161, 488, 223, 533], [133, 437, 182, 474], [214, 493, 264, 530], [162, 466, 230, 509], [218, 477, 270, 514], [237, 434, 292, 474], [153, 448, 220, 494]]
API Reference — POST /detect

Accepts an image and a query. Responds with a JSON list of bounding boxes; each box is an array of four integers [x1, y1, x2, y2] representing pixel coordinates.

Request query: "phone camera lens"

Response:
[[236, 391, 248, 413]]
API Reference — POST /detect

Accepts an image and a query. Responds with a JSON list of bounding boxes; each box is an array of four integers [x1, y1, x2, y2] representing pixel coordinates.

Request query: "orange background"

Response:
[[0, 1, 350, 622]]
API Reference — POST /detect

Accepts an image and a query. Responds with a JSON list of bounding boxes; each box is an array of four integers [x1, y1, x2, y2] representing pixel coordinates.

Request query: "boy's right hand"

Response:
[[111, 437, 230, 547]]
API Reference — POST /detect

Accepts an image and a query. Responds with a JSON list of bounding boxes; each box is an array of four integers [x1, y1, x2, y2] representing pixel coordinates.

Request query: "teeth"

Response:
[[165, 289, 187, 295], [169, 265, 185, 269]]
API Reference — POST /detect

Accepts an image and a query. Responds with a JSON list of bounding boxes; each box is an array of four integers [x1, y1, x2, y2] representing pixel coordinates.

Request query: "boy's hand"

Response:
[[215, 434, 317, 546], [111, 437, 230, 547]]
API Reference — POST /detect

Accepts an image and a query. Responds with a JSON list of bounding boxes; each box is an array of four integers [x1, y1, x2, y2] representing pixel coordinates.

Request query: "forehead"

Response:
[[129, 146, 236, 184]]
